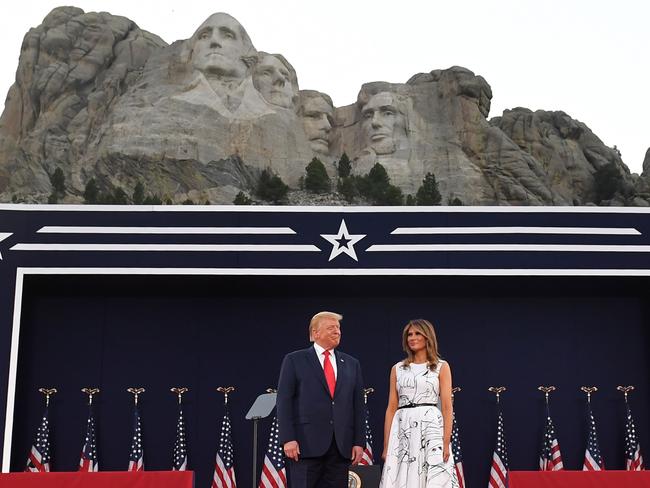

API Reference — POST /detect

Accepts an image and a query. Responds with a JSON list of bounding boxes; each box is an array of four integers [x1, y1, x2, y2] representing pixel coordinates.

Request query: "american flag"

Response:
[[25, 407, 51, 472], [359, 406, 374, 465], [624, 403, 644, 471], [127, 406, 144, 471], [582, 404, 604, 471], [172, 404, 188, 471], [258, 417, 286, 488], [488, 408, 509, 488], [212, 411, 237, 488], [79, 406, 99, 472], [539, 408, 563, 471], [451, 414, 466, 488]]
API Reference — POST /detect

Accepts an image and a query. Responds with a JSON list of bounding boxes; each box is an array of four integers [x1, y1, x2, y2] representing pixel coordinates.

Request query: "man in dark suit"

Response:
[[277, 311, 365, 488]]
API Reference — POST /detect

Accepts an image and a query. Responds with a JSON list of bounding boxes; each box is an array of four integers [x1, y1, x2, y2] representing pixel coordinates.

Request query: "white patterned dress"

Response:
[[380, 361, 458, 488]]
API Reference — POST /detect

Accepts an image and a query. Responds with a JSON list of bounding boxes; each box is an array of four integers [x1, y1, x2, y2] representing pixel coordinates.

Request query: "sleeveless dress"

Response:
[[380, 361, 458, 488]]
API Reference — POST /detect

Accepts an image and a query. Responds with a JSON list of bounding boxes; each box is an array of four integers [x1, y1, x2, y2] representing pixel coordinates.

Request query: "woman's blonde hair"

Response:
[[401, 319, 440, 371]]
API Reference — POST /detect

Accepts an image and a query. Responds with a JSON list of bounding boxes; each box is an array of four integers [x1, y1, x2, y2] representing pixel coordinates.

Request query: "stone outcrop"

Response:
[[0, 7, 646, 206]]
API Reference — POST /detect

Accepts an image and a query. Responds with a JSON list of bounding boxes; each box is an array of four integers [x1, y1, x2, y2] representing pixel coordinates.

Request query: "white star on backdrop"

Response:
[[0, 233, 12, 260], [320, 220, 366, 262]]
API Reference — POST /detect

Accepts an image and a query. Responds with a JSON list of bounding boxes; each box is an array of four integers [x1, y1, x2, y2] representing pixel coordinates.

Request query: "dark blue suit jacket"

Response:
[[277, 346, 365, 458]]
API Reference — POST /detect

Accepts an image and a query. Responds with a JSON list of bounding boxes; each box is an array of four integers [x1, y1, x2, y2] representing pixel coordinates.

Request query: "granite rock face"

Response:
[[0, 8, 645, 205]]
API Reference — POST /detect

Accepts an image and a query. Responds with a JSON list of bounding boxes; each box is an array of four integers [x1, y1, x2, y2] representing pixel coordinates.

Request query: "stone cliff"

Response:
[[0, 7, 647, 205]]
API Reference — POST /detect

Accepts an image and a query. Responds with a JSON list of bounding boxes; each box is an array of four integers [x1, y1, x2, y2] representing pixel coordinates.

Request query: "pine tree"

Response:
[[233, 191, 252, 205], [304, 157, 331, 193], [51, 168, 65, 194], [356, 164, 403, 205], [337, 177, 357, 203], [256, 169, 289, 203], [83, 179, 99, 204], [133, 182, 145, 205], [49, 167, 66, 203], [337, 153, 352, 178], [415, 172, 441, 205]]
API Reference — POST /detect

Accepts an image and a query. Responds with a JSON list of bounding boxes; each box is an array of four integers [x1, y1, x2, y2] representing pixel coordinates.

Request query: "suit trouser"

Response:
[[288, 437, 349, 488]]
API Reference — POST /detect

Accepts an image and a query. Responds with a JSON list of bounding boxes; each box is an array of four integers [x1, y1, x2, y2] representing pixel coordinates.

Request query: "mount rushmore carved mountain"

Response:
[[0, 7, 648, 205]]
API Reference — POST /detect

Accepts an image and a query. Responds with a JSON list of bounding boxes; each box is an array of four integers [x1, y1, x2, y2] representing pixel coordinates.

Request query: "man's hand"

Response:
[[283, 440, 300, 462], [351, 445, 364, 465]]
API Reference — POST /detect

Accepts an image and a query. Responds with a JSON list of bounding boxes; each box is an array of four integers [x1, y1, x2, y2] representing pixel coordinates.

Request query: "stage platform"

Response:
[[0, 205, 648, 488]]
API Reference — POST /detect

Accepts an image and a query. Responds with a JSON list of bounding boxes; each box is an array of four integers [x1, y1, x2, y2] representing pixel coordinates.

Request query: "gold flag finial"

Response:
[[538, 386, 556, 404], [127, 387, 146, 405], [363, 388, 374, 404], [451, 387, 461, 404], [81, 387, 100, 405], [616, 385, 635, 403], [38, 388, 57, 407], [217, 386, 235, 405], [488, 386, 506, 403], [580, 386, 598, 403], [171, 387, 189, 404]]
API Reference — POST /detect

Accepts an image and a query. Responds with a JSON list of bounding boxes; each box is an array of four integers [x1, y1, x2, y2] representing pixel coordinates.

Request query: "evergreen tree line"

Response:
[[243, 153, 451, 206], [28, 160, 639, 207]]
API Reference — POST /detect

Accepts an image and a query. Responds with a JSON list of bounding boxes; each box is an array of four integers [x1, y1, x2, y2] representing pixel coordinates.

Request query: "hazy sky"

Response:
[[1, 0, 648, 173]]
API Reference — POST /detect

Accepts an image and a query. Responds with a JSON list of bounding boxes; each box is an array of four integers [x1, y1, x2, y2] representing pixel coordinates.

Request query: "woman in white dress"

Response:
[[380, 319, 458, 488]]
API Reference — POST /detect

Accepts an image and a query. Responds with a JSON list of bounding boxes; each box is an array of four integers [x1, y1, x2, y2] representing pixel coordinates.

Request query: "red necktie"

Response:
[[323, 350, 336, 398]]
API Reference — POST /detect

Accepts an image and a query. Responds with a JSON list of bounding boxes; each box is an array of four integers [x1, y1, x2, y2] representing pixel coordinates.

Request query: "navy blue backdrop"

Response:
[[9, 274, 650, 488]]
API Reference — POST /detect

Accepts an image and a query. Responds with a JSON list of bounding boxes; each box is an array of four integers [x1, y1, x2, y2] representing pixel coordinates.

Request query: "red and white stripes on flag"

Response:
[[539, 438, 563, 471], [258, 417, 287, 488], [213, 454, 237, 488], [25, 408, 51, 473], [359, 406, 374, 465], [488, 408, 509, 488], [455, 463, 466, 488], [583, 405, 604, 471], [539, 412, 563, 471], [360, 443, 373, 465], [624, 403, 644, 471], [212, 412, 237, 488]]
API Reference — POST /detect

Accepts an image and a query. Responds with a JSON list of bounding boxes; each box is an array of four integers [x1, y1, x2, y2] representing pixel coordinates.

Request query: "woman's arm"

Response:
[[438, 361, 453, 463], [382, 365, 398, 460]]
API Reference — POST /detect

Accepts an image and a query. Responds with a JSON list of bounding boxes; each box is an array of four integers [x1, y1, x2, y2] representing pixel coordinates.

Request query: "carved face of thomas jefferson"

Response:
[[190, 13, 254, 80], [360, 91, 407, 155], [253, 54, 296, 108], [299, 92, 335, 155]]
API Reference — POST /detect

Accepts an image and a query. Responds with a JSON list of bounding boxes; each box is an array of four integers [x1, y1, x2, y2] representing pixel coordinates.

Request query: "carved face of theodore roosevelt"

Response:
[[299, 92, 334, 155], [190, 13, 254, 80], [360, 92, 407, 155]]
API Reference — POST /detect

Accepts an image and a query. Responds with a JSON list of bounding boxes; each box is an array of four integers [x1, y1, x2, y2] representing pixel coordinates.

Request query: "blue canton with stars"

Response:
[[172, 405, 188, 471]]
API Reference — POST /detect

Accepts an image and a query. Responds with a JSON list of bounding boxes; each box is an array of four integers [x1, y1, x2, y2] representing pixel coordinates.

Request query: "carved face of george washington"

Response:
[[190, 13, 255, 80]]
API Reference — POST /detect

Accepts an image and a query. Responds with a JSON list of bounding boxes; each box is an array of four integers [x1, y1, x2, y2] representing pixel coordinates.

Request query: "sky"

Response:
[[1, 0, 648, 173]]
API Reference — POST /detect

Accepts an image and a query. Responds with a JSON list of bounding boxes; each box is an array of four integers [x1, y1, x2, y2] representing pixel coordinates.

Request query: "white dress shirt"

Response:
[[313, 342, 338, 379]]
